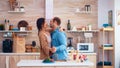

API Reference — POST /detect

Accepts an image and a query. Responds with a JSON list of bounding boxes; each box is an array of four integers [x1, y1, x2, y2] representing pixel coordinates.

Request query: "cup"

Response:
[[20, 27, 26, 31]]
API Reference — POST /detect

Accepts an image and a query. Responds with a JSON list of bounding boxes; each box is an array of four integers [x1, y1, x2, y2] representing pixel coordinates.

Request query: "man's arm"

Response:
[[56, 32, 67, 52]]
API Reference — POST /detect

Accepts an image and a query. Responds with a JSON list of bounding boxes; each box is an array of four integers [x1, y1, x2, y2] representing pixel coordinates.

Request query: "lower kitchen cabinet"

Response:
[[9, 56, 20, 68], [0, 53, 96, 68], [55, 67, 90, 68], [19, 66, 91, 68], [87, 55, 96, 68], [0, 54, 40, 68], [9, 56, 38, 68], [20, 67, 55, 68], [0, 56, 6, 68], [19, 56, 36, 60]]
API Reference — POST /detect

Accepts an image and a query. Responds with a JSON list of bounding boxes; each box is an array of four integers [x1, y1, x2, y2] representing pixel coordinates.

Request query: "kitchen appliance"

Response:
[[77, 43, 94, 53], [2, 39, 13, 53], [67, 37, 74, 53]]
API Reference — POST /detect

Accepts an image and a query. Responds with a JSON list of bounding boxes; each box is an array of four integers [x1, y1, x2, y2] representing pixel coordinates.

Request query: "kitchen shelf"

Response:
[[75, 11, 92, 14], [98, 27, 114, 68], [98, 66, 113, 68], [66, 30, 99, 33], [100, 27, 114, 31], [99, 46, 114, 50], [0, 30, 32, 33], [0, 30, 32, 37], [8, 11, 25, 13]]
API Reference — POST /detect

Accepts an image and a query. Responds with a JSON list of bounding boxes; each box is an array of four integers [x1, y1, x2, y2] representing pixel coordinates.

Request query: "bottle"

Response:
[[87, 5, 91, 11], [9, 24, 13, 30], [85, 5, 88, 11], [67, 20, 71, 30], [4, 19, 9, 31]]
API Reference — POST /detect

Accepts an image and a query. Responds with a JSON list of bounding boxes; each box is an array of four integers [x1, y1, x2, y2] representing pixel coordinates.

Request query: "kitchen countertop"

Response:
[[17, 60, 94, 67], [0, 53, 40, 56], [0, 53, 96, 56]]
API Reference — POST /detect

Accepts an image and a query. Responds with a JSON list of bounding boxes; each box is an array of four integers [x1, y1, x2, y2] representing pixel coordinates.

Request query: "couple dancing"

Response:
[[36, 17, 68, 61]]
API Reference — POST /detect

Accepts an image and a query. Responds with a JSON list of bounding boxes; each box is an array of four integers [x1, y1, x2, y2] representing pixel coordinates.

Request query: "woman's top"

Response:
[[38, 31, 51, 60], [44, 32, 51, 47]]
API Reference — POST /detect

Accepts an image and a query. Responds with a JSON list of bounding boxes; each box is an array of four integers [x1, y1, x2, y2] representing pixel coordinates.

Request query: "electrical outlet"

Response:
[[84, 33, 93, 38]]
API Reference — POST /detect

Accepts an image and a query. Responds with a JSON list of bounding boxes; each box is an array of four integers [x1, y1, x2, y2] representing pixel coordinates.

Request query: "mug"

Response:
[[20, 27, 26, 31]]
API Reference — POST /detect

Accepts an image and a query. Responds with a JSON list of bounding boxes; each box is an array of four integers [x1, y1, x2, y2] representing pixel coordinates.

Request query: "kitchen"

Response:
[[0, 0, 120, 68]]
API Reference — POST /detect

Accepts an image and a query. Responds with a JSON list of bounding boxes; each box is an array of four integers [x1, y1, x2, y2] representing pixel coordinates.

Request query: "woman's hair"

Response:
[[36, 18, 45, 32]]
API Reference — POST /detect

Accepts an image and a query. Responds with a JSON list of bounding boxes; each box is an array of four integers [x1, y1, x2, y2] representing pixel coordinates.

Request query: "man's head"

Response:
[[50, 17, 61, 30]]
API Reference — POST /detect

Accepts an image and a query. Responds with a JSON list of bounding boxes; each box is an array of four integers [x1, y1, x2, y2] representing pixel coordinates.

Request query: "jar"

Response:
[[88, 25, 92, 31], [15, 7, 19, 11], [9, 25, 13, 30], [85, 5, 91, 11], [27, 26, 32, 30], [20, 7, 25, 12], [32, 47, 36, 52]]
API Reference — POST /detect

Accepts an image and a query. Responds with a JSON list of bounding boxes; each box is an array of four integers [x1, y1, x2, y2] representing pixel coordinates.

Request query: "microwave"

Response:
[[77, 43, 94, 53]]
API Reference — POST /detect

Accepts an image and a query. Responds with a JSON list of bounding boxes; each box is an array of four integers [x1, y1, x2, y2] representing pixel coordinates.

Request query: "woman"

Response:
[[36, 18, 55, 60]]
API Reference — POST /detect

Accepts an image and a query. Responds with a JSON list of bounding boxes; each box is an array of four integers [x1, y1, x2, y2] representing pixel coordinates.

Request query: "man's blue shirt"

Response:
[[51, 28, 68, 60]]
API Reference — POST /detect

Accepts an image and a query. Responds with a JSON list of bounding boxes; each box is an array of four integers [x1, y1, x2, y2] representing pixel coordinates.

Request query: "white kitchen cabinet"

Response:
[[0, 53, 96, 68], [0, 56, 6, 68], [0, 53, 39, 68], [9, 56, 20, 68]]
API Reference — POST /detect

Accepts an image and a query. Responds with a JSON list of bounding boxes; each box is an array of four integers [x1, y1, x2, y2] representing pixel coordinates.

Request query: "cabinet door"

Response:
[[20, 67, 54, 68], [55, 66, 90, 68], [9, 55, 38, 68], [9, 56, 20, 68], [19, 55, 36, 60], [0, 56, 6, 68], [35, 56, 40, 60], [87, 55, 96, 68]]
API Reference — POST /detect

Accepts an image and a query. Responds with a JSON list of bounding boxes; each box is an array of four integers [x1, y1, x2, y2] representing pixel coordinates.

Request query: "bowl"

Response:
[[103, 24, 109, 27]]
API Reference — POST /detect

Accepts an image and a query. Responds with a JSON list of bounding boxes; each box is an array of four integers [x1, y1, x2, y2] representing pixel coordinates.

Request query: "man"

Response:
[[50, 17, 68, 61]]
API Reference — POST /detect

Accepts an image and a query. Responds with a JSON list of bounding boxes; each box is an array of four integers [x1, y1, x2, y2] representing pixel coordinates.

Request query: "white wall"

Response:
[[98, 0, 114, 28], [114, 0, 120, 67], [98, 0, 119, 68], [99, 0, 120, 68]]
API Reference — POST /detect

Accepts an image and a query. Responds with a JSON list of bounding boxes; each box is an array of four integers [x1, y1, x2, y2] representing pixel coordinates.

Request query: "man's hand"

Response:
[[51, 47, 56, 53]]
